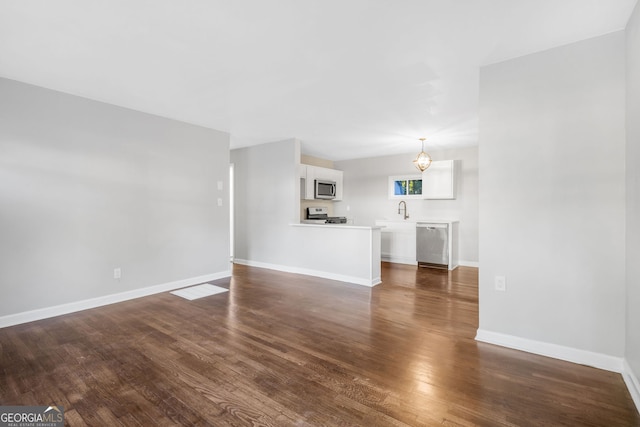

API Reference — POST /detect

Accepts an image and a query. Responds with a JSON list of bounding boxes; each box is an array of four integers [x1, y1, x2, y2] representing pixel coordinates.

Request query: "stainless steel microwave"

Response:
[[314, 179, 336, 199]]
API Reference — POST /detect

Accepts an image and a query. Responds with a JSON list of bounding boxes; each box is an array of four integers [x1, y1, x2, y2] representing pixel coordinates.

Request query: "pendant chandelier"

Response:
[[413, 137, 432, 172]]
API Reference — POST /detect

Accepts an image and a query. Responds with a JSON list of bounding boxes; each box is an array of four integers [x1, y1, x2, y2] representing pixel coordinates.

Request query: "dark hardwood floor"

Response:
[[1, 262, 638, 426]]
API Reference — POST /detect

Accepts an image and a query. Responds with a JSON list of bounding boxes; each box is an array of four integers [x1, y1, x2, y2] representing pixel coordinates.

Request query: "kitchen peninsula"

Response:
[[289, 223, 382, 287]]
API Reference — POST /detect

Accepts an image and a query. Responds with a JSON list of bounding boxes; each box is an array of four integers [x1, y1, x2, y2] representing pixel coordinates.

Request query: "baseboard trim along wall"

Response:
[[234, 259, 381, 287], [623, 360, 640, 413], [476, 330, 640, 413], [0, 270, 232, 329], [459, 260, 479, 268], [475, 329, 624, 373], [381, 257, 479, 268], [381, 255, 416, 265]]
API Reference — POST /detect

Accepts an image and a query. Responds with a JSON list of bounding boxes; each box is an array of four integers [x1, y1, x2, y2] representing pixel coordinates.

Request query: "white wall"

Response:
[[626, 1, 640, 386], [0, 78, 230, 317], [231, 139, 300, 264], [334, 146, 478, 264], [478, 32, 626, 357]]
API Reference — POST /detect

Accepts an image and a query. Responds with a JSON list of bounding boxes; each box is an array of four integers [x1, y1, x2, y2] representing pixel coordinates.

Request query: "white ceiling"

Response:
[[0, 0, 636, 160]]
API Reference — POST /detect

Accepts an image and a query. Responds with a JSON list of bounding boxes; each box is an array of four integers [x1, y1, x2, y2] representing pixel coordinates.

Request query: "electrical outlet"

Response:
[[217, 198, 223, 207], [113, 267, 122, 280], [495, 276, 506, 292]]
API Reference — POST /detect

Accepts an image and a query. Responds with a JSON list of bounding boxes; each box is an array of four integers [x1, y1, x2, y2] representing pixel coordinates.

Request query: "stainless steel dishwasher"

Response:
[[416, 223, 449, 268]]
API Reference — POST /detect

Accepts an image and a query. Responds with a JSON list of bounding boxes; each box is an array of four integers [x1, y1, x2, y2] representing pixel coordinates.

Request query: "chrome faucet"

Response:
[[398, 200, 409, 220]]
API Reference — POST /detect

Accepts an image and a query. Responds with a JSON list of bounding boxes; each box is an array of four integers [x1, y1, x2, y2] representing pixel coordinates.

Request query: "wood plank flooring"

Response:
[[1, 262, 638, 426]]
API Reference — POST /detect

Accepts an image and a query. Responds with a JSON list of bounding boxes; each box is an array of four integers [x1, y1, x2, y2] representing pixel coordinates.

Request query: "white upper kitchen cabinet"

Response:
[[422, 160, 456, 200], [301, 164, 314, 200]]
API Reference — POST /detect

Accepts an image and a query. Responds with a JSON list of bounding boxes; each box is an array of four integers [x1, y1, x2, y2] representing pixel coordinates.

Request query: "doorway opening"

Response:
[[229, 163, 234, 263]]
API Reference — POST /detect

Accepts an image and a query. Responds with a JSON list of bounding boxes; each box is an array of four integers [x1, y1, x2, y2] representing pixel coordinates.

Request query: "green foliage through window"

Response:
[[408, 179, 422, 195], [394, 178, 422, 196]]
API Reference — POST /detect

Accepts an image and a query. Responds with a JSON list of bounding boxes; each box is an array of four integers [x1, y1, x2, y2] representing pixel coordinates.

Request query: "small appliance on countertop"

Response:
[[301, 207, 347, 224]]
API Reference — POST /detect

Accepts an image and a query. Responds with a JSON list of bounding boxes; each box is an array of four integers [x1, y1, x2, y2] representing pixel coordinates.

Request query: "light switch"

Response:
[[217, 181, 223, 191], [217, 198, 223, 207]]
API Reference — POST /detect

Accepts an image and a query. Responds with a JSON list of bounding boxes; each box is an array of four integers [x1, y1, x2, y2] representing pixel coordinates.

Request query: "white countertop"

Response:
[[291, 223, 382, 230], [376, 219, 459, 224]]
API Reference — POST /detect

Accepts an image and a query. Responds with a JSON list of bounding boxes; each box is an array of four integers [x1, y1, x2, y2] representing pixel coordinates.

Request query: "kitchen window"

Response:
[[388, 175, 422, 199]]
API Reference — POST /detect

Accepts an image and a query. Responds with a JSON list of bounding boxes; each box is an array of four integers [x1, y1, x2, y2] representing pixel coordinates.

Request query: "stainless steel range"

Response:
[[301, 207, 347, 224]]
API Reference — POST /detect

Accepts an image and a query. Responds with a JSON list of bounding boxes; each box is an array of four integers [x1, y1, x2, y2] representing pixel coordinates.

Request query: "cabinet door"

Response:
[[332, 169, 344, 201], [390, 229, 416, 261], [376, 221, 417, 265], [422, 160, 455, 199], [313, 166, 333, 181], [302, 165, 315, 200]]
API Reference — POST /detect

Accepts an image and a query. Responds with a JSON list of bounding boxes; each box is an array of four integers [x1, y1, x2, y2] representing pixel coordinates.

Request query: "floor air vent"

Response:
[[170, 283, 229, 300]]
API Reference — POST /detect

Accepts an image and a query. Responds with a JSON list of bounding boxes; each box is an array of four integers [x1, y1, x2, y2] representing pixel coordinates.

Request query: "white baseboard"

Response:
[[381, 255, 416, 265], [234, 259, 380, 287], [475, 329, 624, 373], [0, 270, 232, 329], [623, 359, 640, 414], [381, 256, 479, 269], [459, 260, 479, 268]]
